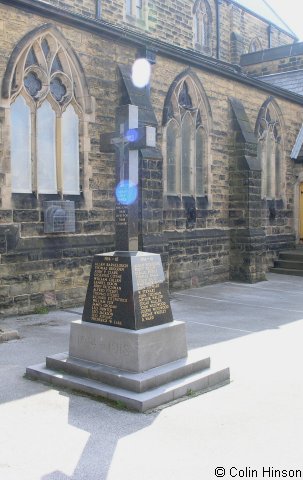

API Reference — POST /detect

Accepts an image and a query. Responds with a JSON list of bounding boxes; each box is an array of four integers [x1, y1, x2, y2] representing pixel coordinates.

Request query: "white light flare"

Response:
[[131, 58, 151, 88]]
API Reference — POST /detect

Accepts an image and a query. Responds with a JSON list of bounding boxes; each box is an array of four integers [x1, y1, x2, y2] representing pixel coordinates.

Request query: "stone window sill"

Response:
[[125, 14, 147, 30], [194, 43, 212, 56]]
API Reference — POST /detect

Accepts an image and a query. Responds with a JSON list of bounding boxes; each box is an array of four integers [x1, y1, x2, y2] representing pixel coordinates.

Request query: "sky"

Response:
[[263, 0, 303, 40]]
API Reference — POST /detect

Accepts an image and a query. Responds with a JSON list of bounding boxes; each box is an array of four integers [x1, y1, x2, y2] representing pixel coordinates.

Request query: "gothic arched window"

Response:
[[256, 100, 283, 199], [7, 28, 88, 196], [125, 0, 146, 22], [193, 0, 212, 54], [249, 37, 262, 53], [163, 73, 211, 198]]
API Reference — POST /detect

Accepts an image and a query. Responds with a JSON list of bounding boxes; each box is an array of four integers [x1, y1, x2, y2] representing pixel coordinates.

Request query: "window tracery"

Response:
[[193, 0, 212, 54], [256, 100, 283, 199], [9, 31, 84, 196], [249, 37, 262, 53], [163, 74, 211, 198]]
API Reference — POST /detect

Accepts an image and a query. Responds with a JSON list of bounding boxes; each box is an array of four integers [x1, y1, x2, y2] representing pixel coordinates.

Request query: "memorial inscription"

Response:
[[132, 256, 171, 324], [91, 259, 128, 326], [82, 251, 173, 330], [115, 205, 128, 227]]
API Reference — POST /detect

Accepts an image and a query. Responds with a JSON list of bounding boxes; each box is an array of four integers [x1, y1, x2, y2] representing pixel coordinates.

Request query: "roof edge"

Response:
[[230, 0, 298, 40], [2, 0, 303, 106]]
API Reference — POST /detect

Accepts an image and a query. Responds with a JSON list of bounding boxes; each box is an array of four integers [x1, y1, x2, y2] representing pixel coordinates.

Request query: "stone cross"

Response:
[[100, 104, 156, 251]]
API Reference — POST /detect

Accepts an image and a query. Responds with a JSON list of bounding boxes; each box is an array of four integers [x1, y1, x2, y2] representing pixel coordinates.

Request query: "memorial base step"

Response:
[[26, 350, 230, 412]]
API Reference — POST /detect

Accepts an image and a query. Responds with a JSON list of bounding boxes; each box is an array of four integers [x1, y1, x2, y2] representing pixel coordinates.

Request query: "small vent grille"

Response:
[[44, 200, 75, 233]]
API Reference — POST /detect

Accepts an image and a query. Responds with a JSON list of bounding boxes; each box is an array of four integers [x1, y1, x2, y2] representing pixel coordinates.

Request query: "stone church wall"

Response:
[[0, 2, 132, 315], [0, 1, 302, 315], [11, 0, 296, 65], [151, 57, 302, 287], [241, 43, 303, 76]]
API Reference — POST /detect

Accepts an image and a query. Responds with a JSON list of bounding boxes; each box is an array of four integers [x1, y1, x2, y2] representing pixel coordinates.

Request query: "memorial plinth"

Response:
[[69, 319, 187, 372], [82, 251, 173, 330], [26, 251, 230, 411], [26, 249, 230, 411], [26, 103, 230, 411], [26, 326, 230, 412]]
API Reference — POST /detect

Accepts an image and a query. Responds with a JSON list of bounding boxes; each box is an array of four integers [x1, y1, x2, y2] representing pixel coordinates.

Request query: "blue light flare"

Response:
[[125, 129, 139, 143], [115, 180, 138, 205]]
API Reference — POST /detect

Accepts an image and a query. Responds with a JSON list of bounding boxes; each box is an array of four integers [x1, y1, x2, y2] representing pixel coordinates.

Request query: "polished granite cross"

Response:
[[100, 104, 156, 251]]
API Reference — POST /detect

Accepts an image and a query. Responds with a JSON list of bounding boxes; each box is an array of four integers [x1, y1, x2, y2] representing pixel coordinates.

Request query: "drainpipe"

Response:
[[96, 0, 102, 18], [216, 0, 221, 60], [267, 23, 272, 49]]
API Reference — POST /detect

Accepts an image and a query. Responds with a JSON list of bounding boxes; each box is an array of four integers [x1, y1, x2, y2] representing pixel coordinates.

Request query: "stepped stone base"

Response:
[[26, 320, 230, 412], [69, 320, 187, 372]]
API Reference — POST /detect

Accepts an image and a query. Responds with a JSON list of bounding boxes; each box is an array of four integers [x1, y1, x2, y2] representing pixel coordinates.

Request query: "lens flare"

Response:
[[131, 58, 151, 88], [115, 180, 138, 205], [125, 129, 139, 143]]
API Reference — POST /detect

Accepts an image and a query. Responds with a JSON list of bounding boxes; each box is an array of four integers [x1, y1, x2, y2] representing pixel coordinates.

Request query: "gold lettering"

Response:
[[91, 261, 128, 324], [133, 258, 169, 322]]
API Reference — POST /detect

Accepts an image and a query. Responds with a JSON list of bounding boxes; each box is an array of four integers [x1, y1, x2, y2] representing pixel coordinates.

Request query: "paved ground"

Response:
[[0, 273, 303, 480]]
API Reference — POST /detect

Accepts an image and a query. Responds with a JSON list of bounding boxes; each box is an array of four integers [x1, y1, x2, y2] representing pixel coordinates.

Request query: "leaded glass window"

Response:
[[24, 72, 42, 99], [166, 120, 181, 194], [257, 102, 282, 199], [51, 55, 64, 74], [179, 83, 193, 109], [126, 0, 132, 15], [37, 101, 57, 194], [9, 31, 82, 196], [62, 104, 80, 195], [41, 39, 50, 58], [50, 77, 67, 103], [196, 127, 205, 195], [10, 96, 32, 193], [193, 0, 212, 53], [249, 38, 262, 53], [25, 48, 38, 68], [163, 76, 211, 198], [126, 0, 145, 21], [136, 0, 143, 19], [182, 113, 194, 195]]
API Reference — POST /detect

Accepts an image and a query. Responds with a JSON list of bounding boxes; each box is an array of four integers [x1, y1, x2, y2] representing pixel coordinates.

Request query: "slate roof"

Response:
[[233, 0, 297, 38], [256, 70, 303, 96]]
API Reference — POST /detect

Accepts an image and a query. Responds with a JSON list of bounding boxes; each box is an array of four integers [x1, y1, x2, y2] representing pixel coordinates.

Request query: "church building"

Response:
[[1, 0, 303, 315]]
